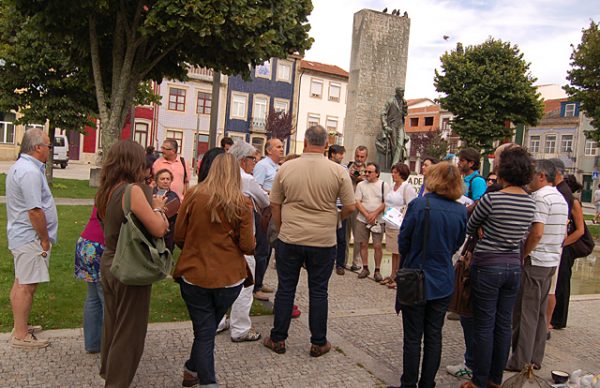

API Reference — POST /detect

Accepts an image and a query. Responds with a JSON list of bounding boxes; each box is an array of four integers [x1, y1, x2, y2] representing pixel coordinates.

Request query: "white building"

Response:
[[293, 60, 349, 153]]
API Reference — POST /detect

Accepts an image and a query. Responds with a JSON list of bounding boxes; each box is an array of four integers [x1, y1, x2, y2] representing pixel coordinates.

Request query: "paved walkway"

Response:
[[1, 265, 599, 387]]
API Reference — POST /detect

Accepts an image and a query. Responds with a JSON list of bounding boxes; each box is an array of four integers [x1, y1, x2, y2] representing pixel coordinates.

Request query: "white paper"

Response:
[[383, 207, 403, 229]]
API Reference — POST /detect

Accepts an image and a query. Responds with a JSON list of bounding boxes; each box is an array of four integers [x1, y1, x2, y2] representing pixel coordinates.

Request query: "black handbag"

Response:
[[395, 198, 430, 310], [569, 222, 594, 258]]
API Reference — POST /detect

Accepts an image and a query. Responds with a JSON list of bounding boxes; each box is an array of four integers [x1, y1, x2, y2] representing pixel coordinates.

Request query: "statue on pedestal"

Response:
[[376, 87, 408, 170]]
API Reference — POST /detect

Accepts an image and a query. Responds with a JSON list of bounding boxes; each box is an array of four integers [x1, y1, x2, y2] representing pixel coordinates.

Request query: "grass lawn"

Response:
[[0, 173, 97, 199], [0, 204, 271, 333]]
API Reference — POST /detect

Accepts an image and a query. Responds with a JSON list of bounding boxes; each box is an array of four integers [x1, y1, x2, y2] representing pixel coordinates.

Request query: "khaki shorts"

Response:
[[385, 228, 400, 254], [548, 266, 559, 295], [354, 221, 384, 245], [11, 240, 51, 284]]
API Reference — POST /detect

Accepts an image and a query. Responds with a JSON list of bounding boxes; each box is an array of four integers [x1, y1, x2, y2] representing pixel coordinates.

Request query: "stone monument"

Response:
[[343, 9, 410, 171]]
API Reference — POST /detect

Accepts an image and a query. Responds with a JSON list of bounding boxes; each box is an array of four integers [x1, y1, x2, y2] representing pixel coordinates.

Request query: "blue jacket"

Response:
[[398, 193, 467, 300]]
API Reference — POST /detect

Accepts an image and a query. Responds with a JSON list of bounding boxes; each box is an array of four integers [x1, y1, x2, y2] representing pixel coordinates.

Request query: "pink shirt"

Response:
[[80, 207, 105, 245], [152, 156, 190, 200]]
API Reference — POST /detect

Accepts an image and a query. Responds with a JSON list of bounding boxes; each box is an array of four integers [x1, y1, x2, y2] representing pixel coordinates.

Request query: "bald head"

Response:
[[493, 142, 519, 172], [265, 138, 284, 163]]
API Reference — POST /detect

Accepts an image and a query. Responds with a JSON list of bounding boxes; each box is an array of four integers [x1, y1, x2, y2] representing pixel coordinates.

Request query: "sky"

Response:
[[304, 0, 600, 100]]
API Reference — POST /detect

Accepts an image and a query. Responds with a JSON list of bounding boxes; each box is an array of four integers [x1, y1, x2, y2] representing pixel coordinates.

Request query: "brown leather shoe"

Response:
[[309, 341, 331, 357], [253, 290, 270, 301], [357, 268, 370, 279], [261, 285, 275, 293], [263, 336, 286, 354], [182, 370, 198, 387], [335, 267, 345, 275]]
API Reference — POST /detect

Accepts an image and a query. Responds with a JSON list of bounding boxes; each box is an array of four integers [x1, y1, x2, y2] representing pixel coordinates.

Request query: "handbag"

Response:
[[110, 184, 174, 286], [569, 222, 594, 258], [448, 235, 477, 316], [395, 197, 430, 309]]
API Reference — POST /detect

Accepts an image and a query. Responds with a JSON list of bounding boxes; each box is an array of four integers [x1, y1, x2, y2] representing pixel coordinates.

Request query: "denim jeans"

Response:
[[471, 264, 521, 387], [254, 211, 271, 292], [335, 220, 347, 269], [460, 315, 475, 370], [179, 280, 242, 387], [400, 296, 451, 388], [270, 240, 336, 346], [83, 281, 105, 353]]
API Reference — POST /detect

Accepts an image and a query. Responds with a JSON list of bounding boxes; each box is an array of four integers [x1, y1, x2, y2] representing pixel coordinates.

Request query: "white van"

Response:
[[53, 135, 69, 169]]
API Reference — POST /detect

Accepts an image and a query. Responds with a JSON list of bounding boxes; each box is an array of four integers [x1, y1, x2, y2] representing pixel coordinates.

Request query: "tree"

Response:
[[14, 0, 313, 153], [0, 3, 97, 182], [564, 21, 600, 141], [434, 38, 544, 153], [265, 109, 295, 141], [410, 130, 448, 161]]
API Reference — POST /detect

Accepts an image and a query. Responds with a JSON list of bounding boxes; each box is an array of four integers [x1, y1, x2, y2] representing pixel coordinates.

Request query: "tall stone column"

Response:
[[344, 9, 410, 167]]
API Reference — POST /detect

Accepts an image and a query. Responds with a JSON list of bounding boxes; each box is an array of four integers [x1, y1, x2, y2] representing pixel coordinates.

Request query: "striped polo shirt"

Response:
[[530, 185, 569, 267]]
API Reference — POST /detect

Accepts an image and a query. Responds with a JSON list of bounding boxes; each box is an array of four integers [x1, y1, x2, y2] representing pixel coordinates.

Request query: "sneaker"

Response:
[[350, 265, 361, 272], [261, 285, 275, 293], [253, 290, 270, 301], [11, 333, 49, 349], [182, 370, 198, 387], [373, 271, 383, 282], [292, 306, 301, 319], [358, 268, 370, 279], [216, 318, 230, 334], [447, 312, 460, 321], [446, 362, 472, 378], [232, 327, 261, 342], [336, 267, 345, 276], [263, 336, 286, 354], [309, 341, 332, 357]]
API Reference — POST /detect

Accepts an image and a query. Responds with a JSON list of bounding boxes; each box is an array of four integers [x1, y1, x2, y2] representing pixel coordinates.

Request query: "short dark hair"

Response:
[[163, 138, 178, 153], [392, 163, 410, 180], [198, 147, 226, 182], [154, 168, 174, 182], [366, 161, 380, 176], [498, 147, 534, 187], [421, 156, 439, 165], [328, 144, 346, 159], [355, 145, 368, 155], [458, 148, 480, 170], [565, 175, 583, 193], [305, 125, 328, 147], [220, 137, 234, 148]]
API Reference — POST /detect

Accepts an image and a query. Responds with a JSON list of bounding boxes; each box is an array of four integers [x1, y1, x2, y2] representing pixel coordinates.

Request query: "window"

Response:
[[307, 113, 320, 128], [328, 83, 341, 102], [166, 130, 183, 152], [529, 136, 540, 153], [310, 78, 323, 98], [410, 117, 419, 127], [168, 87, 186, 111], [544, 135, 556, 154], [441, 118, 450, 130], [585, 139, 598, 156], [25, 124, 44, 131], [196, 92, 212, 114], [276, 60, 292, 82], [424, 116, 434, 126], [561, 135, 573, 153], [326, 116, 338, 132], [273, 99, 289, 113], [134, 123, 148, 147], [252, 95, 268, 128], [251, 136, 266, 154], [255, 60, 272, 79], [564, 103, 576, 117], [230, 92, 248, 120], [449, 138, 459, 154], [0, 121, 15, 144]]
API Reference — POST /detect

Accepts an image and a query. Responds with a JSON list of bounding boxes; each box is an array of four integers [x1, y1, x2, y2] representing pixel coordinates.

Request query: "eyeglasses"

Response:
[[40, 143, 53, 150], [365, 171, 377, 174], [245, 156, 257, 162], [488, 178, 497, 183], [161, 146, 174, 151]]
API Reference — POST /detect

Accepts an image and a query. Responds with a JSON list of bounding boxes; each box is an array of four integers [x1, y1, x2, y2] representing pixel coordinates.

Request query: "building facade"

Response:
[[293, 60, 348, 153]]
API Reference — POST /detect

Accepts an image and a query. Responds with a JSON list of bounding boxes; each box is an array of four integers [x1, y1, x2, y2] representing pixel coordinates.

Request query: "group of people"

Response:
[[5, 126, 588, 388]]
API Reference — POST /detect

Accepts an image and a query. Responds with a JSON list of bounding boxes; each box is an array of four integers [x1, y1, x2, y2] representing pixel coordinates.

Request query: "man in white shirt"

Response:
[[507, 160, 568, 371], [354, 162, 390, 282]]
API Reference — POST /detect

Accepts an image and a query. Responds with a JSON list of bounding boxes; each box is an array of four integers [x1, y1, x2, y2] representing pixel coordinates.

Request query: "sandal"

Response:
[[379, 276, 392, 285], [387, 281, 397, 289]]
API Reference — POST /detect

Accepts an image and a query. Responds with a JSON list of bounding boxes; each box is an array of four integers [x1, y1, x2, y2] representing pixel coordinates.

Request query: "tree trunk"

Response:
[[46, 125, 55, 186]]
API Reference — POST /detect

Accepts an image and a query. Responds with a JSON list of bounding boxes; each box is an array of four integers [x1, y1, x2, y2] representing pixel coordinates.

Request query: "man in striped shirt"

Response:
[[507, 160, 568, 371]]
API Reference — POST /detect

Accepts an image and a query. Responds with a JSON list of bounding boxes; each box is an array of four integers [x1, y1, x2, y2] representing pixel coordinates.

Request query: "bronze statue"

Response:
[[377, 87, 408, 169]]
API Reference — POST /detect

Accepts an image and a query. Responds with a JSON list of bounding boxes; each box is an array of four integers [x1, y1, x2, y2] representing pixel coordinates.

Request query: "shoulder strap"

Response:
[[467, 173, 484, 199], [180, 156, 188, 183], [381, 181, 385, 203], [123, 184, 133, 215], [421, 197, 430, 269]]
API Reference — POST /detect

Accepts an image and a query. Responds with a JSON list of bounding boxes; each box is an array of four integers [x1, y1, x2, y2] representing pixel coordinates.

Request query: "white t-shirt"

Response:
[[384, 181, 417, 230], [355, 179, 390, 224], [530, 185, 569, 267]]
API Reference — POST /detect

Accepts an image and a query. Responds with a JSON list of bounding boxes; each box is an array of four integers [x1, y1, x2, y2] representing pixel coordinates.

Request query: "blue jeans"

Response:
[[471, 264, 521, 387], [179, 280, 242, 387], [460, 316, 475, 370], [400, 296, 451, 388], [335, 220, 347, 269], [254, 211, 271, 292], [271, 240, 336, 345], [83, 281, 104, 353]]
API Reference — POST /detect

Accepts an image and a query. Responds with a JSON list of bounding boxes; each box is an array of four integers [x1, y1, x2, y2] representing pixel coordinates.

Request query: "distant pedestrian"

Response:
[[417, 156, 438, 197], [263, 125, 355, 357], [328, 144, 349, 275], [593, 184, 600, 224], [221, 136, 234, 151], [346, 145, 369, 271], [7, 128, 57, 348], [152, 138, 191, 200]]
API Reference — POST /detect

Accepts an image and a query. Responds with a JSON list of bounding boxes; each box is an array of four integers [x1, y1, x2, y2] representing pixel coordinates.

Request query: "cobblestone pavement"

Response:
[[1, 266, 599, 387]]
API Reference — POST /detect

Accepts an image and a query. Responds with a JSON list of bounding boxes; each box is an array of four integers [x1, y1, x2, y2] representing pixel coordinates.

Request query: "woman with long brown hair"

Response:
[[174, 152, 255, 387], [95, 140, 168, 387]]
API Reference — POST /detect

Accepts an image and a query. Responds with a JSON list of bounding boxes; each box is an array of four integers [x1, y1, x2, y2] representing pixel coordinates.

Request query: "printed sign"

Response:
[[407, 174, 424, 194]]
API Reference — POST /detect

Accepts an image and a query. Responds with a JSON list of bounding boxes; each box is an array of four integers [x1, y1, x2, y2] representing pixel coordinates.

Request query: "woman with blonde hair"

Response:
[[95, 140, 169, 387], [174, 152, 255, 387], [392, 162, 467, 388]]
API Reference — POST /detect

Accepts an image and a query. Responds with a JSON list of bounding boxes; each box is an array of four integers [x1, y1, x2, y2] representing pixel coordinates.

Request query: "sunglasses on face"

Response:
[[488, 178, 497, 183], [365, 171, 377, 174]]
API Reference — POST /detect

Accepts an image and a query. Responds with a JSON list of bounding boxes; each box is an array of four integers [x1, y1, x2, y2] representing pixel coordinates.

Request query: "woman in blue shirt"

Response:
[[394, 162, 467, 388]]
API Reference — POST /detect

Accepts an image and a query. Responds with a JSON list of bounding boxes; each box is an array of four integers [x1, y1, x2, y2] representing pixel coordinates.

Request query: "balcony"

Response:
[[187, 66, 214, 81], [250, 118, 266, 132]]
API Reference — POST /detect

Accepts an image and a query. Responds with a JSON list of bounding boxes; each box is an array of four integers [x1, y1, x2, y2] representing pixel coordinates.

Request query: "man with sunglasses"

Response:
[[6, 128, 57, 348], [152, 138, 190, 200]]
